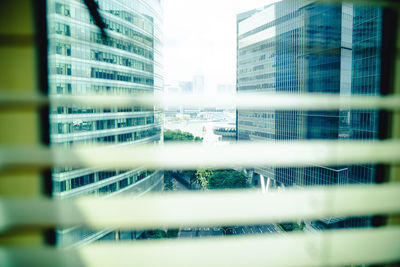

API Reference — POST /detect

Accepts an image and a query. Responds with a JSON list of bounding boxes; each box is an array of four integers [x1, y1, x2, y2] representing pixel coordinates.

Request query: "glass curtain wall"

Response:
[[237, 1, 382, 230], [47, 0, 163, 247]]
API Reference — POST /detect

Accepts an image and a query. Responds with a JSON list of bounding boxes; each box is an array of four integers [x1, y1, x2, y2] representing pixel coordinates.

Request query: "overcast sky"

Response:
[[163, 0, 280, 95]]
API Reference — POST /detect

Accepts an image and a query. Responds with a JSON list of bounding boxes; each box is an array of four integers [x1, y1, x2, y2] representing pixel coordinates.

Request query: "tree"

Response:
[[139, 230, 166, 239], [194, 169, 213, 190], [208, 170, 249, 189], [164, 129, 203, 142], [163, 130, 203, 190]]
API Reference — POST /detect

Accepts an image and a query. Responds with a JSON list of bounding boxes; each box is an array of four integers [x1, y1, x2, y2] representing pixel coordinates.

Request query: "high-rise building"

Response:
[[179, 81, 194, 95], [48, 0, 163, 247], [237, 1, 382, 229], [179, 80, 199, 115], [193, 73, 205, 96]]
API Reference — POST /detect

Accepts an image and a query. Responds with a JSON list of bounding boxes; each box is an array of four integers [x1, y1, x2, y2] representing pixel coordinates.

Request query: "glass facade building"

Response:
[[47, 0, 163, 247], [237, 1, 382, 229]]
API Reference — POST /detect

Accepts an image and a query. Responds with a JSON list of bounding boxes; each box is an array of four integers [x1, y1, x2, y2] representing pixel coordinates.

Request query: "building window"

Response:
[[56, 63, 71, 75], [55, 43, 71, 56], [54, 22, 70, 36], [55, 2, 70, 17]]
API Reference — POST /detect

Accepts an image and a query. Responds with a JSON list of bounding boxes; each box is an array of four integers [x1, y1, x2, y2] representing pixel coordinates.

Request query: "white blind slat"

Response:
[[1, 140, 400, 169], [0, 184, 399, 231], [1, 227, 399, 267], [2, 93, 400, 110]]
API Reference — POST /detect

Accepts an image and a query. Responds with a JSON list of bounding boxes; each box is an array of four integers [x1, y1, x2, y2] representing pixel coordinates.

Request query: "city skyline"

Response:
[[163, 0, 281, 96]]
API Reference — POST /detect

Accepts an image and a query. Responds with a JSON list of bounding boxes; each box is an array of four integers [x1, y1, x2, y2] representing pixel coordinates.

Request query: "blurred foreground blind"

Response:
[[0, 0, 400, 267]]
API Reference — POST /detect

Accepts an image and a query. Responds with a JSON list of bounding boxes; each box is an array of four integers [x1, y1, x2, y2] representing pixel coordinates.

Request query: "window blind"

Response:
[[1, 0, 400, 266]]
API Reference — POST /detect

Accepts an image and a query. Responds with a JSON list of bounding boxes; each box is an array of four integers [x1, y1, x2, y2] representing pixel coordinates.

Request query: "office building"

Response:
[[237, 1, 382, 229], [179, 81, 194, 95], [179, 80, 199, 115], [48, 0, 163, 246], [193, 73, 205, 96]]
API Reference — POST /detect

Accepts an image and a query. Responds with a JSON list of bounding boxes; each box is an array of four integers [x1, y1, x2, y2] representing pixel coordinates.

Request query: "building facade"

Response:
[[179, 81, 194, 95], [237, 1, 382, 229], [48, 0, 163, 247], [193, 73, 205, 97]]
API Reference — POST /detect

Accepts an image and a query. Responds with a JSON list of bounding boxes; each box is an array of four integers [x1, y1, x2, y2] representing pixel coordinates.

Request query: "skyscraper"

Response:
[[193, 73, 205, 96], [48, 0, 163, 247], [179, 81, 194, 95], [237, 1, 382, 229]]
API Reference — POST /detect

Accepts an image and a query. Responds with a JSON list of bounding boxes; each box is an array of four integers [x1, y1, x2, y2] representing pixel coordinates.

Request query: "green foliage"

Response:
[[207, 170, 249, 189], [278, 222, 303, 232], [164, 132, 248, 191], [141, 230, 166, 239], [164, 129, 203, 142], [175, 169, 249, 190], [163, 130, 203, 190], [166, 229, 179, 238], [140, 228, 178, 239], [194, 169, 213, 190], [164, 129, 193, 142]]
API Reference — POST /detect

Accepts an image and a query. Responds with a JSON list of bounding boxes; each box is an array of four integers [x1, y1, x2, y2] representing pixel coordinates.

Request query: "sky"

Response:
[[163, 0, 280, 95]]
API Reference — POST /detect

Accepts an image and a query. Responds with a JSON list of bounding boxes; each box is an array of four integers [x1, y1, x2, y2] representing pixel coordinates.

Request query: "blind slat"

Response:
[[1, 140, 400, 169], [2, 93, 400, 110], [0, 184, 399, 230], [1, 227, 399, 267]]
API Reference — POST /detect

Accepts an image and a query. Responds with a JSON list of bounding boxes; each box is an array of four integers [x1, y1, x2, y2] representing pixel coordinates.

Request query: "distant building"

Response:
[[179, 81, 194, 95], [177, 75, 204, 114], [165, 86, 180, 95], [193, 74, 205, 96], [179, 80, 199, 115]]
